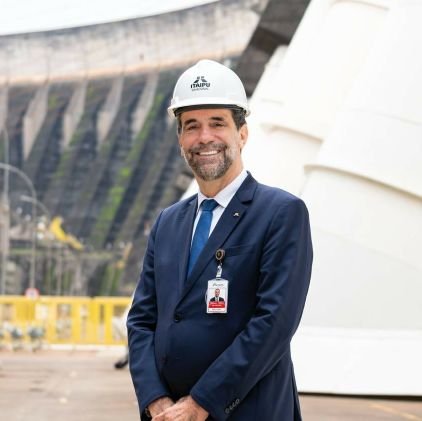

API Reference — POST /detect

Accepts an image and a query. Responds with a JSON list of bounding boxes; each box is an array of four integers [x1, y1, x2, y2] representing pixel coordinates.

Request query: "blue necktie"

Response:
[[188, 199, 218, 275]]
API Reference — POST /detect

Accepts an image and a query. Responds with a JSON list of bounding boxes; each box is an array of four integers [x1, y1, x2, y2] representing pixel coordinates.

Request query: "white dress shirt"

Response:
[[191, 169, 248, 241]]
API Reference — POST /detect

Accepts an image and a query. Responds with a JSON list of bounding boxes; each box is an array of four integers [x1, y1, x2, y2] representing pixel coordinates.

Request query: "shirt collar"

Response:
[[197, 169, 248, 210]]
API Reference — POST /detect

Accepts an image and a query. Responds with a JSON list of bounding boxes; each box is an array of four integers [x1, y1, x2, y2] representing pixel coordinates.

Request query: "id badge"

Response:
[[206, 279, 228, 314]]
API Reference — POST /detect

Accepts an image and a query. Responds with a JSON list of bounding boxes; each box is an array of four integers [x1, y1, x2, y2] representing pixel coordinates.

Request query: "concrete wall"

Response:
[[0, 0, 265, 84], [23, 83, 49, 160], [0, 85, 7, 133], [131, 73, 159, 139], [63, 80, 87, 148], [96, 76, 124, 145]]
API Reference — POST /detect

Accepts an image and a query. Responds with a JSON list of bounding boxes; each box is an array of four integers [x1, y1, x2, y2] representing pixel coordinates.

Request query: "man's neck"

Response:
[[196, 165, 243, 198]]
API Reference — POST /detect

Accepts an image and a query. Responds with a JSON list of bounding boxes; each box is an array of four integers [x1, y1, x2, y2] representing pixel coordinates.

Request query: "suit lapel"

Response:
[[180, 174, 257, 300], [177, 196, 198, 295]]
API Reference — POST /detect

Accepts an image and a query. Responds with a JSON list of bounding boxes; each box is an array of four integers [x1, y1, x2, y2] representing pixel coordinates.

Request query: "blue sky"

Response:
[[0, 0, 217, 35]]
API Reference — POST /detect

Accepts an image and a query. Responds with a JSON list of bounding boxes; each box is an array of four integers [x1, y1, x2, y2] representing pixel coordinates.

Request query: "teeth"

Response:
[[199, 150, 219, 156]]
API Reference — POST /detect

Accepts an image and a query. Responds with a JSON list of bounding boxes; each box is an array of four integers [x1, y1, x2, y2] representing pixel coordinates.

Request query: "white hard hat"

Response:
[[168, 59, 250, 117]]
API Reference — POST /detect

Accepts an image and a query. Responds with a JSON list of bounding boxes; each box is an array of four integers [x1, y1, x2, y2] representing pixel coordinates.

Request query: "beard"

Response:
[[182, 142, 236, 181]]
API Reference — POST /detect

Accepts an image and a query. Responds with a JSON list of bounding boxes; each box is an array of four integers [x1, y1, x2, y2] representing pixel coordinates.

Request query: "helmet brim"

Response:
[[172, 104, 247, 117], [168, 97, 250, 118]]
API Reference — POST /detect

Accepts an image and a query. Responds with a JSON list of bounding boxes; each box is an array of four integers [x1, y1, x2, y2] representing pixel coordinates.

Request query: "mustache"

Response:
[[187, 143, 226, 154]]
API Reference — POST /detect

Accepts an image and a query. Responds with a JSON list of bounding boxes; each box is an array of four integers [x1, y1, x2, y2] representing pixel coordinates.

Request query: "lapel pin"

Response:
[[233, 212, 240, 217]]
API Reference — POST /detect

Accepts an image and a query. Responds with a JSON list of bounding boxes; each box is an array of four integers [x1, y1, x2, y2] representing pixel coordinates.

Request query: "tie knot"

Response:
[[201, 199, 218, 212]]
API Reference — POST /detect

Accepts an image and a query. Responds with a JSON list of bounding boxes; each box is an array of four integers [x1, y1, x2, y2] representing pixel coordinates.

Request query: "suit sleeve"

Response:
[[127, 211, 171, 415], [190, 197, 313, 419]]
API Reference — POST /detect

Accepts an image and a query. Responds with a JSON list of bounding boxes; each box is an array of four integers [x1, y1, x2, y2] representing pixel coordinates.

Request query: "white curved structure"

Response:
[[244, 0, 422, 395]]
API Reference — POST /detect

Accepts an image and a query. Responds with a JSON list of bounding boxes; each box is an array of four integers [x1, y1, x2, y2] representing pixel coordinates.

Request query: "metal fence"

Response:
[[0, 295, 131, 349]]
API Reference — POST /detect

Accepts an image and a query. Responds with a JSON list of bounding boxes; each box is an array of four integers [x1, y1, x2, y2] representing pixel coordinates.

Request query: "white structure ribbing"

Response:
[[245, 0, 422, 395]]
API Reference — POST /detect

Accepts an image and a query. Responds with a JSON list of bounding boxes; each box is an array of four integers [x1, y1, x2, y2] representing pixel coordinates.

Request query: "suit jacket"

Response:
[[127, 173, 313, 420], [210, 297, 225, 302]]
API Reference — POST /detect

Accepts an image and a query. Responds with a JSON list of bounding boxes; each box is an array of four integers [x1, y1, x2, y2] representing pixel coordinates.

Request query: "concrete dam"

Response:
[[0, 0, 267, 295]]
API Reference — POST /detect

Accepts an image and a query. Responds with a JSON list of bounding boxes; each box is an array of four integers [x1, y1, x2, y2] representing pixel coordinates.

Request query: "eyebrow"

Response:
[[183, 116, 226, 127], [183, 118, 197, 127]]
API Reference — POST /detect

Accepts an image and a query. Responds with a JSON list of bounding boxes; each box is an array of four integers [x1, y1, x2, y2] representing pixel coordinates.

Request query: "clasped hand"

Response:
[[150, 396, 208, 421]]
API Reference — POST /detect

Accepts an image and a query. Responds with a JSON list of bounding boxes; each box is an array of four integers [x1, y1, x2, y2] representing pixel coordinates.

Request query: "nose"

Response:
[[197, 126, 214, 144]]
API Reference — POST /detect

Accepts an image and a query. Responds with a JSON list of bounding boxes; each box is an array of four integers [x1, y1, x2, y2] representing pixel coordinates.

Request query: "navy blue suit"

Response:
[[127, 173, 313, 420]]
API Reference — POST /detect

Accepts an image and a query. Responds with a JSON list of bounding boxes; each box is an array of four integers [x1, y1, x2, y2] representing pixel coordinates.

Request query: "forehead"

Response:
[[180, 108, 232, 124]]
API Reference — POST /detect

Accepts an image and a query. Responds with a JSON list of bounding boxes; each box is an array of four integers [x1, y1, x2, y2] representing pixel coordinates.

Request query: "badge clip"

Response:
[[215, 249, 225, 278]]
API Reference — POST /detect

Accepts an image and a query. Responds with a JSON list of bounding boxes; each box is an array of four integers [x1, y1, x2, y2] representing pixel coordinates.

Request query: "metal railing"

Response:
[[0, 295, 131, 348]]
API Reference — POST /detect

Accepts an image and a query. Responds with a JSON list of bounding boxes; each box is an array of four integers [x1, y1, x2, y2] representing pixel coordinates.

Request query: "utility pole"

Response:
[[0, 162, 37, 292], [20, 195, 52, 294], [0, 127, 9, 295]]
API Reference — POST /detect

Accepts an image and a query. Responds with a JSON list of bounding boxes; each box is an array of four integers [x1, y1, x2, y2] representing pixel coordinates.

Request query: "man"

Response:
[[209, 289, 224, 303], [127, 59, 313, 421]]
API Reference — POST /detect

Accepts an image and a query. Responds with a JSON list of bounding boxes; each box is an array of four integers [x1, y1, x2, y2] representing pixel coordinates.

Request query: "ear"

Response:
[[239, 124, 248, 150]]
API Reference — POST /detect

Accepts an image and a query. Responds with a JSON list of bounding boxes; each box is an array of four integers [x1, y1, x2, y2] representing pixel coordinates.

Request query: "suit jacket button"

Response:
[[235, 398, 240, 405], [174, 313, 181, 322], [224, 408, 230, 414]]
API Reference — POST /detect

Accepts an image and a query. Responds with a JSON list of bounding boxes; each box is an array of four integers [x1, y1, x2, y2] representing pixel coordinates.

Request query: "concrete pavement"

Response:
[[0, 350, 421, 420]]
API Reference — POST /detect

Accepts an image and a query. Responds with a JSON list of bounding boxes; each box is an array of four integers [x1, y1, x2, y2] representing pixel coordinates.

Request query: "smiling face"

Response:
[[178, 108, 248, 189]]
